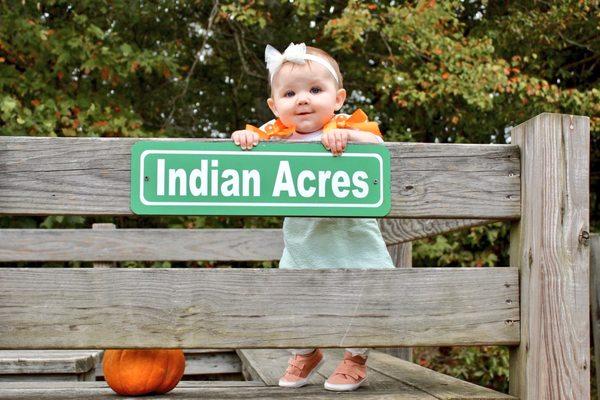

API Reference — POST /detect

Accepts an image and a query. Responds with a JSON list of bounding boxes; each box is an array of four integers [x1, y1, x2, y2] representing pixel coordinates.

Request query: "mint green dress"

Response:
[[279, 217, 394, 269], [273, 125, 394, 270]]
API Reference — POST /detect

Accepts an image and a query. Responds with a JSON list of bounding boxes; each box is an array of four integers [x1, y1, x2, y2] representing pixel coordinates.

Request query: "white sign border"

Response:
[[139, 150, 384, 208]]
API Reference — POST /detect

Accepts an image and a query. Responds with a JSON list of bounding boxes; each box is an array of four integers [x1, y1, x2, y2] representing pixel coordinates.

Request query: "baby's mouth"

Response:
[[296, 111, 313, 116]]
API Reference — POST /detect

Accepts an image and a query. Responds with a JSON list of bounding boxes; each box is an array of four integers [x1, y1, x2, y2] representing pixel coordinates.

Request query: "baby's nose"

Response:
[[297, 96, 309, 105]]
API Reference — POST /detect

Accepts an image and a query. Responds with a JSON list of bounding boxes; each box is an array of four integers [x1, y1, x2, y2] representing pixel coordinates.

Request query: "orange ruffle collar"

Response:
[[245, 108, 381, 141]]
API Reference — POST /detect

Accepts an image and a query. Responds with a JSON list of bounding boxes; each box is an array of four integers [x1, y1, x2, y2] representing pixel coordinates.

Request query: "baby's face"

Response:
[[267, 61, 346, 133]]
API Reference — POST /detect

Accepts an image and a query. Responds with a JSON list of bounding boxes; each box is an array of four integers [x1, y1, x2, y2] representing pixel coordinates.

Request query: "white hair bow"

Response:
[[264, 42, 339, 85]]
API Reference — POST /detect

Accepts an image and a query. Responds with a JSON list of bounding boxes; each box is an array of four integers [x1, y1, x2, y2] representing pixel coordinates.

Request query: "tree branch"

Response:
[[162, 0, 220, 130]]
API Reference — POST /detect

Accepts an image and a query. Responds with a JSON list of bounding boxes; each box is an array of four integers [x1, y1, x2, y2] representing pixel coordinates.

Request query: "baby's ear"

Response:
[[267, 98, 278, 117], [334, 88, 347, 111]]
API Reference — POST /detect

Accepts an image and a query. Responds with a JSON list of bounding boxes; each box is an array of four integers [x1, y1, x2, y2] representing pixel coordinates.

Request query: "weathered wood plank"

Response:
[[224, 349, 515, 399], [238, 349, 437, 397], [0, 268, 519, 349], [96, 348, 246, 379], [91, 223, 116, 268], [0, 373, 94, 382], [0, 350, 101, 374], [591, 234, 600, 399], [317, 349, 427, 393], [184, 351, 241, 375], [0, 382, 452, 400], [0, 221, 499, 261], [0, 381, 265, 389], [379, 218, 497, 244], [0, 137, 520, 218], [368, 351, 515, 399], [97, 349, 243, 378], [509, 113, 590, 399], [237, 349, 323, 387], [382, 242, 413, 361], [0, 229, 284, 261]]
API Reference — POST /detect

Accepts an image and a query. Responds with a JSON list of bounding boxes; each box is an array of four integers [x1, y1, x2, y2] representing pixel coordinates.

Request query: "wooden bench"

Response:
[[0, 113, 590, 398]]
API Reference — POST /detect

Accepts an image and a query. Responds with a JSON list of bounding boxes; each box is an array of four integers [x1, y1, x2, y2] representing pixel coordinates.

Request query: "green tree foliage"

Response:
[[1, 0, 597, 220], [1, 0, 598, 391]]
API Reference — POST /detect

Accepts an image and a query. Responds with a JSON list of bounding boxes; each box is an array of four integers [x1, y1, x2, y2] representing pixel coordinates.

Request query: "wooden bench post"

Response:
[[383, 241, 412, 361], [591, 234, 600, 397], [509, 113, 590, 398]]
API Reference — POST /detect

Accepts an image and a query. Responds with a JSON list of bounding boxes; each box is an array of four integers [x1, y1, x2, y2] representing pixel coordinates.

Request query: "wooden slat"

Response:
[[379, 218, 496, 244], [0, 220, 499, 261], [0, 137, 520, 218], [93, 349, 243, 378], [0, 380, 469, 399], [508, 113, 590, 399], [590, 234, 600, 398], [382, 242, 413, 361], [0, 268, 519, 349], [0, 351, 101, 374], [368, 351, 515, 399], [0, 229, 284, 261], [184, 351, 241, 375], [0, 381, 265, 388], [91, 223, 116, 268], [317, 349, 426, 393], [93, 349, 242, 378], [238, 349, 514, 399], [0, 373, 95, 382]]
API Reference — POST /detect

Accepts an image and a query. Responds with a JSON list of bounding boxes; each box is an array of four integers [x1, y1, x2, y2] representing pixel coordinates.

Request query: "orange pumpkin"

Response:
[[103, 349, 185, 396]]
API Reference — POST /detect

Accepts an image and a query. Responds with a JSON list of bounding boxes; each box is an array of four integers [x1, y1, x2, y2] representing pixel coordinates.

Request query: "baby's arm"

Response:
[[231, 129, 260, 150], [322, 128, 382, 156]]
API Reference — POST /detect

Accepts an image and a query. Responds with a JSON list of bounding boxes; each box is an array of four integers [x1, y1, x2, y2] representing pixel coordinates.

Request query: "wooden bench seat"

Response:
[[0, 350, 515, 399], [238, 349, 515, 399]]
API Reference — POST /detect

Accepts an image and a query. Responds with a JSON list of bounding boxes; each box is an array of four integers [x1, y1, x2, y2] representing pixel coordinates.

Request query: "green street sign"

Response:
[[130, 141, 391, 217]]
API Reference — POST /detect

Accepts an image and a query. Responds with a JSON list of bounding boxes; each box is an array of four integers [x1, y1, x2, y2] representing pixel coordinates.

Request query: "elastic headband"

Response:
[[264, 42, 339, 85]]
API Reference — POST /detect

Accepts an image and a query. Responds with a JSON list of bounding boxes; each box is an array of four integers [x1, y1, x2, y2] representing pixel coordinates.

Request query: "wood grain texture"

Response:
[[0, 220, 495, 261], [379, 218, 496, 244], [93, 349, 241, 379], [237, 349, 411, 390], [183, 351, 241, 375], [382, 242, 413, 361], [238, 349, 436, 400], [367, 352, 515, 399], [0, 228, 284, 261], [237, 349, 513, 399], [591, 234, 600, 399], [509, 113, 590, 399], [0, 381, 481, 400], [91, 223, 116, 268], [0, 351, 101, 374], [316, 349, 423, 392], [0, 137, 520, 218], [0, 268, 519, 349]]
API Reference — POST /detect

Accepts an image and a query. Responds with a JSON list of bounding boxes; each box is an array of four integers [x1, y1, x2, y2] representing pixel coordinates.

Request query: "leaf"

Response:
[[120, 43, 133, 57]]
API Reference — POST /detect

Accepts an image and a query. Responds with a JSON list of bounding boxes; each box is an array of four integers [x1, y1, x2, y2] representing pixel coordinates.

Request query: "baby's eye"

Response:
[[284, 90, 295, 97], [310, 87, 322, 94]]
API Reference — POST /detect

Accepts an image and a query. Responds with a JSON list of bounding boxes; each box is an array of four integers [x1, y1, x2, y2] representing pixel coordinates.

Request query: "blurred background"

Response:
[[1, 0, 598, 394]]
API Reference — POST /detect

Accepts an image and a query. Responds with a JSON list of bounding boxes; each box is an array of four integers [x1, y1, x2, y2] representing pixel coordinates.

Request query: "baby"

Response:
[[232, 43, 395, 392]]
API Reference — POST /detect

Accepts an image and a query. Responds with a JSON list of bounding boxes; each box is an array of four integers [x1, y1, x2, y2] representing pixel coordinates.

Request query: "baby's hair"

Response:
[[268, 46, 344, 94]]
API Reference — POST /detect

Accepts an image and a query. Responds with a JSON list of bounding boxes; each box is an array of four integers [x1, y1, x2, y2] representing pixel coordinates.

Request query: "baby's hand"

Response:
[[322, 129, 351, 156], [232, 129, 260, 150]]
